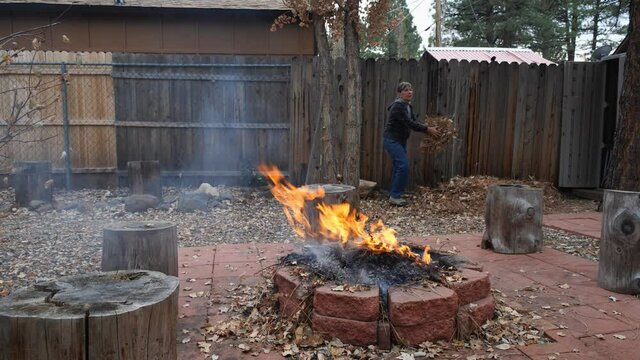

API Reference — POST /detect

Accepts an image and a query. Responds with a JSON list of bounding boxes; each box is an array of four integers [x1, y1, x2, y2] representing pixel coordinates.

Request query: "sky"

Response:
[[406, 0, 434, 48]]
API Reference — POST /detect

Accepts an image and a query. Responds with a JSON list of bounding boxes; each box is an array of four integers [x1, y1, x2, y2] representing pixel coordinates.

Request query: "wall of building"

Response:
[[0, 4, 314, 55]]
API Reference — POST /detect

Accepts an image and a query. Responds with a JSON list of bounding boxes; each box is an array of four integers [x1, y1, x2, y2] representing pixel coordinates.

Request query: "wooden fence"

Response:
[[0, 51, 115, 173], [1, 51, 606, 189], [291, 57, 565, 187]]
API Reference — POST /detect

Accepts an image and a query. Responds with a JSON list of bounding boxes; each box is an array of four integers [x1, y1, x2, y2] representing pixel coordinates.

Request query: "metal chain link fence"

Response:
[[0, 62, 116, 188]]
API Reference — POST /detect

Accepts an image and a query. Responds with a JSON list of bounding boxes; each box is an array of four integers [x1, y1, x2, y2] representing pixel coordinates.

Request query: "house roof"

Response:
[[425, 47, 555, 65], [0, 0, 289, 10]]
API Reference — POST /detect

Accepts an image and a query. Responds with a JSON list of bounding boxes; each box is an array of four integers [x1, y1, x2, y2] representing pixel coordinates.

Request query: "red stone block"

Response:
[[447, 269, 491, 305], [456, 295, 495, 337], [313, 285, 379, 321], [377, 321, 391, 350], [392, 317, 455, 345], [273, 268, 311, 300], [278, 294, 304, 318], [312, 312, 377, 346], [388, 286, 458, 326]]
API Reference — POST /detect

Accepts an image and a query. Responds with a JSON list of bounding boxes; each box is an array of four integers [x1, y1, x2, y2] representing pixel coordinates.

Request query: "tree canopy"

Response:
[[441, 0, 629, 61]]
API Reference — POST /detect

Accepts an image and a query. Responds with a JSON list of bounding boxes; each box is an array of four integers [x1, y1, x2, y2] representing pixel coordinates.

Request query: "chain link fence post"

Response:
[[60, 62, 72, 190]]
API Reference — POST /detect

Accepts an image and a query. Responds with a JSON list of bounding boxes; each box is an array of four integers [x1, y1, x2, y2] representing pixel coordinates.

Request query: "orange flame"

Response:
[[257, 164, 431, 265]]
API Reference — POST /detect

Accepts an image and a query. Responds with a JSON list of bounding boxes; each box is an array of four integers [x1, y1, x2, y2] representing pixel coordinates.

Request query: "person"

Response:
[[383, 82, 440, 206]]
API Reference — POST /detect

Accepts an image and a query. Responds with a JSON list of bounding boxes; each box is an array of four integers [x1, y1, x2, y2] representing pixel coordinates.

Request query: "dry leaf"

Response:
[[495, 343, 511, 350], [613, 334, 626, 340], [559, 283, 571, 289], [197, 341, 211, 353], [181, 337, 191, 344], [595, 334, 605, 340], [556, 332, 566, 337], [331, 285, 344, 292]]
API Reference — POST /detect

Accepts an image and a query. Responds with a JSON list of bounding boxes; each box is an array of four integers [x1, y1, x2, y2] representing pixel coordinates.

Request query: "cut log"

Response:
[[304, 184, 357, 240], [0, 270, 179, 360], [127, 160, 162, 200], [102, 221, 178, 276], [14, 161, 53, 207], [481, 184, 543, 254], [598, 189, 640, 294]]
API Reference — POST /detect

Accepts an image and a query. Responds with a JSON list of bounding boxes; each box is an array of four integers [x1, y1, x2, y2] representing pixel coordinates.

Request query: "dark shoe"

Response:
[[389, 196, 407, 206]]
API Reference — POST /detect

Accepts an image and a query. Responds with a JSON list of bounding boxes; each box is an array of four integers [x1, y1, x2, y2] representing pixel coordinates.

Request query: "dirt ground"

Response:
[[0, 177, 600, 297]]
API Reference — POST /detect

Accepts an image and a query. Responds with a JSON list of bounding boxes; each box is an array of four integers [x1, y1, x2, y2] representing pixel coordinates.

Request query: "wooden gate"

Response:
[[559, 62, 606, 188]]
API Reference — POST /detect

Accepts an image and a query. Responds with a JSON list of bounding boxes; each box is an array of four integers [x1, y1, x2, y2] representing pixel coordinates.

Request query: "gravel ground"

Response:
[[0, 185, 599, 296]]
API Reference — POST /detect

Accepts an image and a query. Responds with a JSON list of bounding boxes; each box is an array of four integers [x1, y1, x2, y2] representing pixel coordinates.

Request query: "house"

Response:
[[424, 47, 554, 65], [0, 0, 314, 55]]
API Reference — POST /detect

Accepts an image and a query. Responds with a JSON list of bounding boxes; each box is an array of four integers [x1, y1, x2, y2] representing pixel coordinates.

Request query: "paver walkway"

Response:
[[176, 212, 640, 360]]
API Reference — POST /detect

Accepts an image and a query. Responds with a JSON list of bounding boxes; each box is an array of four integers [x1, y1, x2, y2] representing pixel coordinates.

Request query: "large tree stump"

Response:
[[0, 270, 178, 360], [14, 161, 53, 207], [102, 221, 178, 276], [304, 184, 357, 240], [481, 184, 543, 254], [598, 189, 640, 294], [127, 160, 162, 200]]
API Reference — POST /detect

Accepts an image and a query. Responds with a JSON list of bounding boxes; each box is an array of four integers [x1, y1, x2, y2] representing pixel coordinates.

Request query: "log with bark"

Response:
[[14, 160, 53, 206], [0, 270, 179, 360], [127, 160, 162, 200], [102, 221, 178, 276], [304, 184, 357, 240], [598, 189, 640, 294], [481, 184, 543, 254]]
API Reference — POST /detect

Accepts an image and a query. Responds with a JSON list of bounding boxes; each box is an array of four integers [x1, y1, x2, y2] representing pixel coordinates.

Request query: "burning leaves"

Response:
[[257, 164, 431, 265]]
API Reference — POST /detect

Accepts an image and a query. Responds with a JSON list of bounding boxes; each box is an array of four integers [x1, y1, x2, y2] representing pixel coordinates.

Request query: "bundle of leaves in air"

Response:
[[420, 115, 458, 154]]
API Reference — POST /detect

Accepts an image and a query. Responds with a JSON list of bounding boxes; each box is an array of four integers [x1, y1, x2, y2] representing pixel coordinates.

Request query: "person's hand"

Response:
[[427, 126, 440, 138]]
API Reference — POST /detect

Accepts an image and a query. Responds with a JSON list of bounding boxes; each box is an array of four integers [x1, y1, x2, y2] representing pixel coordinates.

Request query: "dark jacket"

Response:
[[383, 99, 428, 144]]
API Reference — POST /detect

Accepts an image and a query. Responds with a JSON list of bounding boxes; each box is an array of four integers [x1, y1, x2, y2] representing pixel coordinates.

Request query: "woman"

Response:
[[383, 82, 440, 206]]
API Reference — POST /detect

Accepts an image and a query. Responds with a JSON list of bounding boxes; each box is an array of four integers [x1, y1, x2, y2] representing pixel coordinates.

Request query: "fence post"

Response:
[[60, 62, 72, 189]]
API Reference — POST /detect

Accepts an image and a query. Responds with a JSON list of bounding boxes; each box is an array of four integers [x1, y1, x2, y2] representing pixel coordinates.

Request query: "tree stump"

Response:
[[598, 189, 640, 294], [102, 221, 178, 277], [0, 270, 179, 360], [481, 184, 543, 254], [304, 184, 357, 240], [127, 160, 162, 200], [14, 161, 53, 207]]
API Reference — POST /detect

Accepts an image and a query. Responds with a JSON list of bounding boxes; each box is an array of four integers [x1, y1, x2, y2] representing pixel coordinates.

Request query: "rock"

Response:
[[27, 200, 46, 210], [176, 192, 210, 212], [124, 194, 159, 213], [196, 183, 219, 198], [62, 201, 92, 214], [359, 179, 377, 199]]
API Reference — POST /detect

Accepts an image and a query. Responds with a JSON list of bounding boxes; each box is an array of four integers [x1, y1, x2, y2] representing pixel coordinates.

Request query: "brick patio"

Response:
[[176, 212, 640, 359]]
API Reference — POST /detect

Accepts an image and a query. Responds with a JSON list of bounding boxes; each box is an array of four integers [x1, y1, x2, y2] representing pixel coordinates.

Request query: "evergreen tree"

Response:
[[440, 0, 629, 61]]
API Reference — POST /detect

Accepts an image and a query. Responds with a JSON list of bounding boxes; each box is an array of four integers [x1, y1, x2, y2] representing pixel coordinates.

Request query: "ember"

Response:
[[257, 164, 431, 264]]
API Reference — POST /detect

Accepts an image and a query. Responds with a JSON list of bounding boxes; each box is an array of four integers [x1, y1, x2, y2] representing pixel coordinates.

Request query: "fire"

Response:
[[257, 164, 431, 265]]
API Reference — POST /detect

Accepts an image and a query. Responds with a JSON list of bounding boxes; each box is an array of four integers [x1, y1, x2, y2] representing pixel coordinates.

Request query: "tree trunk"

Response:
[[127, 160, 162, 200], [304, 184, 357, 241], [102, 221, 178, 277], [591, 0, 601, 51], [597, 189, 640, 294], [13, 161, 52, 206], [603, 0, 639, 191], [343, 0, 363, 208], [306, 13, 337, 185], [0, 270, 178, 360], [481, 184, 544, 254]]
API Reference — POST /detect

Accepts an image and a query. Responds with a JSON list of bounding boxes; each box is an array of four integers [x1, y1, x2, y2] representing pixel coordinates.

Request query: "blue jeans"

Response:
[[383, 137, 409, 199]]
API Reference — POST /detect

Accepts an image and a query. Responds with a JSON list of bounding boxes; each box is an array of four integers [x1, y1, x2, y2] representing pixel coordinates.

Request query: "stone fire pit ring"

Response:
[[274, 267, 495, 347]]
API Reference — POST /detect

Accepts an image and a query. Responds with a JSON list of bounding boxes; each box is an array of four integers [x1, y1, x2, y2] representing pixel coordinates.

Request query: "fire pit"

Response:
[[258, 165, 495, 347], [274, 246, 494, 347]]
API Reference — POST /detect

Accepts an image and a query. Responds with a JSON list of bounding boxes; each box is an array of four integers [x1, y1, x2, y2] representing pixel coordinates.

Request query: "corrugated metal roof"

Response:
[[425, 47, 555, 65], [0, 0, 289, 10]]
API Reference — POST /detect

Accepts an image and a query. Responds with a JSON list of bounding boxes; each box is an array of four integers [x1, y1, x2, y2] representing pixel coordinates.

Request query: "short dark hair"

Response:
[[396, 82, 413, 93]]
